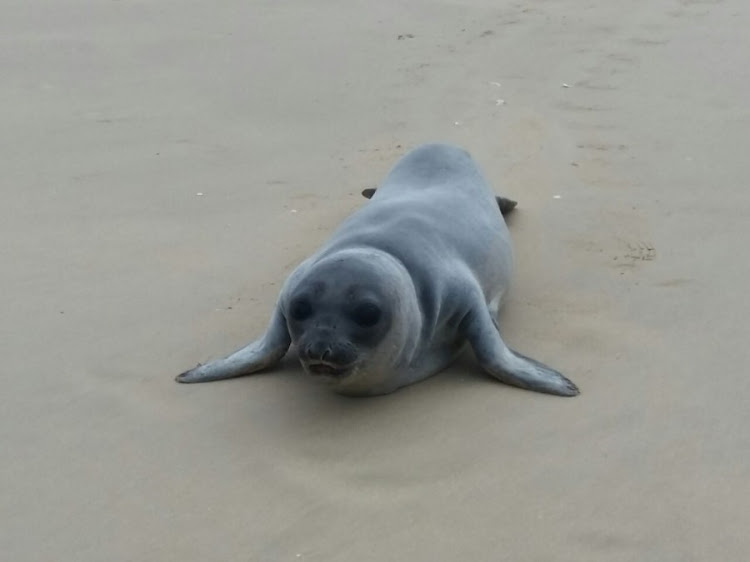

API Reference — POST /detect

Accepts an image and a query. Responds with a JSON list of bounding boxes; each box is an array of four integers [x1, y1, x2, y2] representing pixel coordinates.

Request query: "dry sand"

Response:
[[3, 1, 750, 560]]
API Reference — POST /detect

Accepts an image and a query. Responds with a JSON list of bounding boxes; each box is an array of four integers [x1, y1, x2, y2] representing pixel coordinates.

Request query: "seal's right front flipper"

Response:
[[463, 308, 579, 397], [496, 196, 517, 215], [176, 308, 291, 383]]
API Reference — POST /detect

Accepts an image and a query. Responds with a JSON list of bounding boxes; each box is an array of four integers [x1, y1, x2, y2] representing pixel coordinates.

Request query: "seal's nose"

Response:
[[305, 341, 332, 362]]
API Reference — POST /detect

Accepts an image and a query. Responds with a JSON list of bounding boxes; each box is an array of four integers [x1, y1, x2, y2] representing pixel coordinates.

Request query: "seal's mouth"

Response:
[[304, 361, 353, 379]]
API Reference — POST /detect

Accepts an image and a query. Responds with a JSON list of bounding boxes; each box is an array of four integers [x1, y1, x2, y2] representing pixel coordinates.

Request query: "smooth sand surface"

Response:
[[4, 1, 750, 560]]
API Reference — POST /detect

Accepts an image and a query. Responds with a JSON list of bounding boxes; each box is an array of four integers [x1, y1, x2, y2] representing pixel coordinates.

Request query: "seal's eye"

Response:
[[289, 299, 313, 321], [352, 302, 381, 327]]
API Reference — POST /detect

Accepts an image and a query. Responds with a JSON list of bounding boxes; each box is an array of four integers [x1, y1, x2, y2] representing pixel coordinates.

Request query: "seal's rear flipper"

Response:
[[176, 308, 291, 383], [463, 308, 578, 396]]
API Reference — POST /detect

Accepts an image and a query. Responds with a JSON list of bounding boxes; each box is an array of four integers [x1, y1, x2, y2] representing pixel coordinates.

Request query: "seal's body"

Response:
[[177, 144, 578, 397]]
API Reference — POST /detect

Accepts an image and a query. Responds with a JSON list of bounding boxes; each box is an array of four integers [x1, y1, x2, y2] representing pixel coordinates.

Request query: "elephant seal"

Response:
[[176, 143, 578, 397]]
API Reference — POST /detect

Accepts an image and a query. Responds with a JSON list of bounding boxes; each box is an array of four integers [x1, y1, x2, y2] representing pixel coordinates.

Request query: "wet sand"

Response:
[[3, 1, 750, 559]]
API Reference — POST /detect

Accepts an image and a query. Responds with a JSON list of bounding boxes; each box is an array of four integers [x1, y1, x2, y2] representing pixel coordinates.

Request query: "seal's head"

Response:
[[282, 248, 420, 393]]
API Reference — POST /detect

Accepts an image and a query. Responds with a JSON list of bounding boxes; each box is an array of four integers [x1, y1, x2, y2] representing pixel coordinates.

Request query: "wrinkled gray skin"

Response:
[[176, 144, 578, 397]]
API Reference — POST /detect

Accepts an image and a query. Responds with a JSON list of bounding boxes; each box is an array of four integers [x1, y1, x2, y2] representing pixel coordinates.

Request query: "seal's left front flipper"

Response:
[[176, 308, 291, 383], [463, 308, 579, 397]]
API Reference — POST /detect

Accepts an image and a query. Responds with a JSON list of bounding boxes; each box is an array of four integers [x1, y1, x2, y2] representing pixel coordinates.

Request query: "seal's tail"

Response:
[[361, 188, 518, 216]]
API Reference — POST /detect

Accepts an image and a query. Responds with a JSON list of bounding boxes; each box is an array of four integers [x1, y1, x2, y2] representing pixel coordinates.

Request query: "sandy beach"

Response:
[[3, 1, 750, 559]]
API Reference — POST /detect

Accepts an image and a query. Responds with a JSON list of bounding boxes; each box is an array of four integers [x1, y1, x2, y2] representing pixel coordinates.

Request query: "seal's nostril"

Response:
[[306, 341, 332, 361]]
